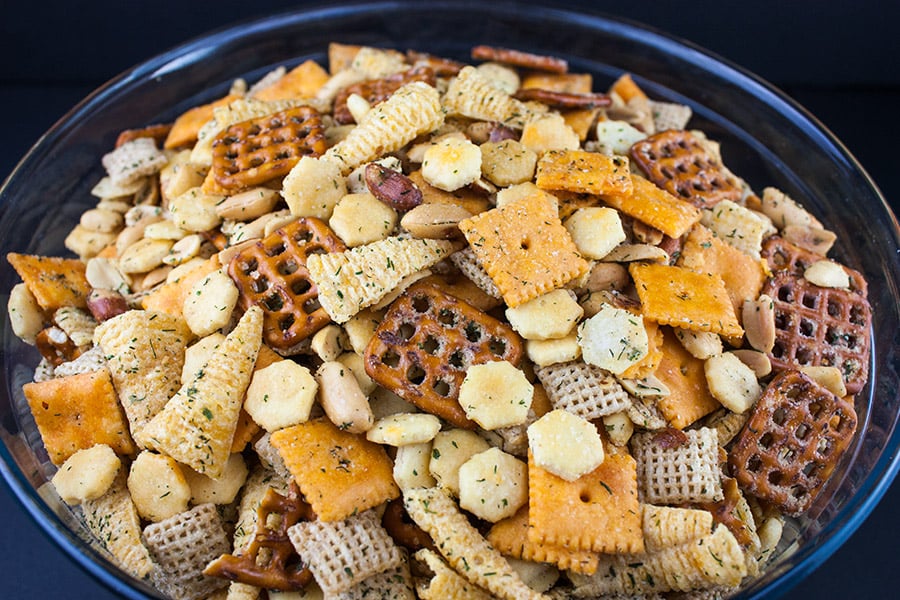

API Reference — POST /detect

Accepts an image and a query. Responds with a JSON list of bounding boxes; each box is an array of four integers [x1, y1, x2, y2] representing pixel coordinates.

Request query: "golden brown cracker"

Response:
[[7, 252, 90, 311], [679, 224, 766, 313], [164, 93, 241, 149], [563, 108, 602, 141], [619, 319, 664, 381], [408, 170, 491, 216], [602, 174, 702, 239], [140, 256, 220, 317], [24, 370, 135, 465], [535, 150, 633, 197], [271, 418, 399, 522], [459, 192, 590, 307], [654, 327, 721, 429], [488, 505, 599, 574], [253, 59, 330, 101], [629, 263, 743, 337], [527, 447, 644, 554], [521, 72, 592, 94]]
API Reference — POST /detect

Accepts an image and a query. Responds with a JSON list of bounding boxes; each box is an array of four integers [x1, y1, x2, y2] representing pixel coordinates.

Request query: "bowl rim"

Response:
[[2, 1, 899, 598]]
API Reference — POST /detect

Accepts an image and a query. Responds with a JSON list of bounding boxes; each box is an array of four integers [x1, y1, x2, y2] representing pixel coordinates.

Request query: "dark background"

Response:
[[1, 0, 898, 598]]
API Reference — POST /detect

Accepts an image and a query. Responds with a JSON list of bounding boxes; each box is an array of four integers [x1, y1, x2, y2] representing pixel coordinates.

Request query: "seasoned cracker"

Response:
[[678, 224, 766, 313], [648, 100, 693, 131], [287, 510, 403, 595], [82, 470, 153, 579], [601, 174, 702, 239], [527, 447, 644, 554], [253, 59, 331, 101], [487, 505, 599, 574], [270, 417, 399, 522], [307, 236, 456, 323], [141, 255, 221, 318], [164, 93, 241, 149], [535, 150, 633, 197], [654, 327, 722, 429], [459, 192, 590, 307], [630, 263, 743, 337], [333, 561, 415, 600], [102, 137, 168, 186], [93, 309, 193, 436], [403, 487, 548, 600], [448, 247, 502, 299], [136, 307, 262, 478], [642, 504, 714, 553], [23, 369, 135, 465], [7, 252, 90, 311]]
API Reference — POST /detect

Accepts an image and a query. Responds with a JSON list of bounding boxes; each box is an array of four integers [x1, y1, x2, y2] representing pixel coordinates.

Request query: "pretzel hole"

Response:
[[382, 350, 400, 368], [293, 229, 313, 244], [661, 166, 675, 178], [791, 485, 807, 500], [302, 297, 321, 313], [796, 346, 813, 365], [438, 308, 457, 326], [817, 438, 832, 456], [266, 242, 286, 257], [406, 365, 426, 385], [772, 406, 787, 426], [238, 257, 258, 273], [251, 276, 269, 294], [767, 471, 783, 486], [306, 245, 327, 256], [799, 319, 815, 337], [489, 338, 507, 356], [264, 293, 284, 312], [250, 156, 265, 168], [432, 379, 451, 397], [802, 293, 818, 309], [465, 322, 483, 342], [771, 341, 786, 359], [449, 350, 465, 369], [774, 310, 790, 330], [292, 279, 311, 295], [795, 423, 810, 440], [676, 184, 690, 199], [278, 258, 299, 276], [827, 299, 841, 317], [849, 304, 866, 325], [412, 295, 431, 313], [399, 323, 416, 340], [808, 402, 823, 419], [802, 463, 819, 478], [759, 432, 774, 449], [747, 455, 762, 472], [771, 250, 789, 268], [778, 448, 795, 462], [279, 314, 295, 331], [248, 124, 262, 136], [421, 335, 440, 355], [821, 352, 835, 367], [777, 285, 794, 302]]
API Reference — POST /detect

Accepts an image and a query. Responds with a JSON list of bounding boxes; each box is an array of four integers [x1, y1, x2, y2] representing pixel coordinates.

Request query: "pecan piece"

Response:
[[365, 163, 423, 212], [86, 289, 129, 323], [651, 427, 689, 449]]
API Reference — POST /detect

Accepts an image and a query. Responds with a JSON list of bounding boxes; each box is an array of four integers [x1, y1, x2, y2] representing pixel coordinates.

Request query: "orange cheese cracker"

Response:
[[164, 93, 241, 149], [678, 223, 766, 313], [619, 319, 664, 381], [253, 59, 330, 101], [24, 369, 136, 465], [629, 263, 743, 337], [140, 256, 220, 318], [521, 72, 593, 93], [602, 174, 702, 239], [527, 447, 644, 554], [535, 149, 633, 197], [270, 418, 399, 522], [654, 327, 721, 429], [7, 252, 90, 311], [458, 192, 590, 307], [488, 505, 599, 574]]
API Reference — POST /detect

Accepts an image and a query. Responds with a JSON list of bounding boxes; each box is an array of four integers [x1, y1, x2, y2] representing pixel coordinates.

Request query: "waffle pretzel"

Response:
[[210, 106, 327, 191], [227, 218, 346, 354], [333, 66, 436, 124], [629, 129, 742, 208], [204, 482, 314, 591], [729, 370, 858, 516], [364, 282, 524, 428], [760, 238, 871, 394]]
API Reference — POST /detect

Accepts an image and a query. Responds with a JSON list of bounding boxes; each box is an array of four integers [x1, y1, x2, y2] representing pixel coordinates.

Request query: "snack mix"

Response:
[[5, 41, 871, 600]]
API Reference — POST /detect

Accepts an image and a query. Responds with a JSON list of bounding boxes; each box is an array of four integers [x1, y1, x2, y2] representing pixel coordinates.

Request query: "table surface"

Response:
[[2, 1, 899, 598]]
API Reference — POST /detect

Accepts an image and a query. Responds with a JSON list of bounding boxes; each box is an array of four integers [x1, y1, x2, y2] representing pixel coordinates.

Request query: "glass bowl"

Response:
[[2, 2, 899, 598]]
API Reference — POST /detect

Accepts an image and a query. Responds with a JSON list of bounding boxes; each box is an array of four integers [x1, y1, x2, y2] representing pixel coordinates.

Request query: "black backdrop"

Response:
[[1, 0, 899, 598]]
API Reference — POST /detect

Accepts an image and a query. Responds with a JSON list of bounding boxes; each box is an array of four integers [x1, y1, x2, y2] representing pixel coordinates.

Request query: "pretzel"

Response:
[[115, 123, 173, 148], [729, 370, 858, 516], [227, 218, 346, 354], [512, 88, 611, 109], [210, 105, 327, 192], [205, 482, 314, 591], [471, 45, 568, 73], [760, 239, 871, 394], [35, 327, 84, 366], [406, 50, 466, 76], [381, 497, 435, 552], [629, 129, 743, 208], [364, 282, 524, 428], [333, 66, 436, 124]]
